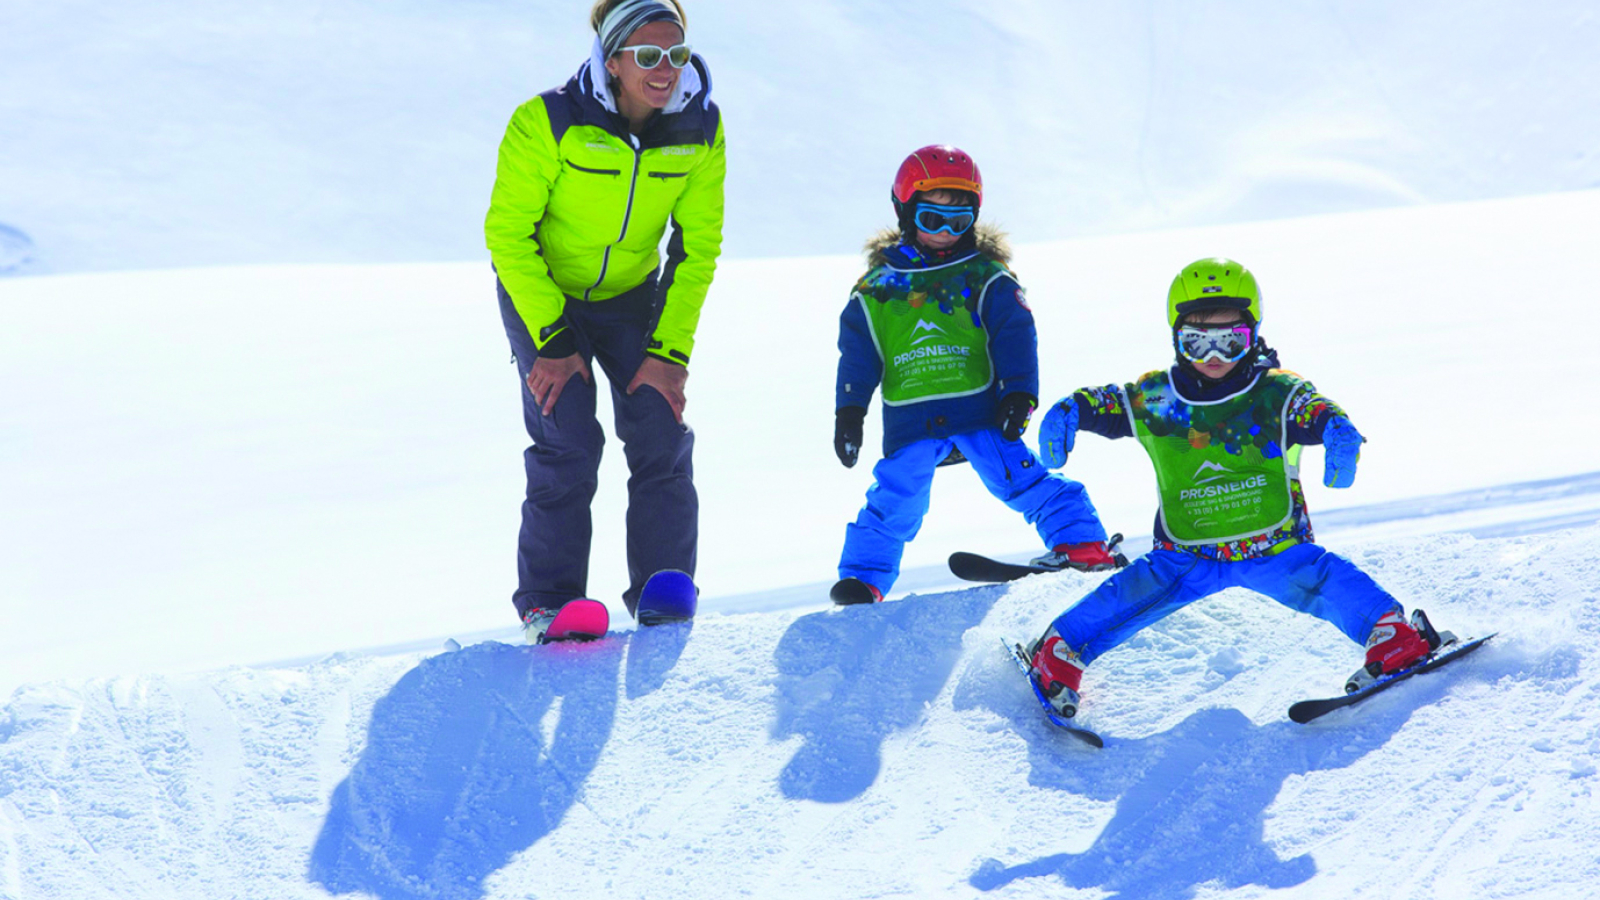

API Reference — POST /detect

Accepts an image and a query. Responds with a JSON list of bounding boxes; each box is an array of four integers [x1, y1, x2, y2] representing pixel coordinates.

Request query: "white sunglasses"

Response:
[[615, 43, 692, 69]]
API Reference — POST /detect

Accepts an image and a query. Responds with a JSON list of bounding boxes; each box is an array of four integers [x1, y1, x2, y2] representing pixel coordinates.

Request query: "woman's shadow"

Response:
[[957, 655, 1450, 900], [308, 638, 623, 900]]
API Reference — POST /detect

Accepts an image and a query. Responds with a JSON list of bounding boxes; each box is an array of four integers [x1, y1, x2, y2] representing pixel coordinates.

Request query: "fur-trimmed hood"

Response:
[[862, 222, 1013, 268]]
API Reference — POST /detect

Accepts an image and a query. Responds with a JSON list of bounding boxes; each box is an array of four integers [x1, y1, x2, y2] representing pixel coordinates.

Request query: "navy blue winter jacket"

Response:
[[835, 230, 1039, 457]]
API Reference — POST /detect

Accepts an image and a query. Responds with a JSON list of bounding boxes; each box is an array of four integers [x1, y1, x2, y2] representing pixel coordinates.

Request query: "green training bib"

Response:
[[1124, 369, 1308, 544], [853, 255, 1007, 406]]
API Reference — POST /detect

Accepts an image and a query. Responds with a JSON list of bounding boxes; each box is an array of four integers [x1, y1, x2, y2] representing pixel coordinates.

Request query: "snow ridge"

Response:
[[4, 527, 1597, 899]]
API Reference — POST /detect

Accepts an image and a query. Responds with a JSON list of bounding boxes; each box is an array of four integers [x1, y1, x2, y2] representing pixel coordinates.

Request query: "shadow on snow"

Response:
[[771, 588, 1000, 803], [956, 649, 1487, 899], [308, 638, 623, 900]]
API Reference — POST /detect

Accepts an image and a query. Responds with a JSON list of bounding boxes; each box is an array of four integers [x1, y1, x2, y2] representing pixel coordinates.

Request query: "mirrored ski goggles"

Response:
[[912, 203, 976, 235], [1177, 323, 1255, 363], [615, 43, 693, 69]]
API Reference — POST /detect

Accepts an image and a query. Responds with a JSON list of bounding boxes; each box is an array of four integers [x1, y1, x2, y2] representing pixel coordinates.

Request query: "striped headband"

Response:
[[598, 0, 685, 60]]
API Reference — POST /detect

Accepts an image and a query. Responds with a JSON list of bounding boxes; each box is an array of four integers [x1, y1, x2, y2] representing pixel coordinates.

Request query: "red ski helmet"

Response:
[[891, 145, 983, 207]]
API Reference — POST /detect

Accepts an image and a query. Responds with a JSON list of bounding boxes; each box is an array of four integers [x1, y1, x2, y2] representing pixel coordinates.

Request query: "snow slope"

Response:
[[5, 190, 1600, 898], [6, 188, 1598, 697], [6, 3, 1600, 895], [3, 525, 1596, 900], [4, 0, 1599, 273]]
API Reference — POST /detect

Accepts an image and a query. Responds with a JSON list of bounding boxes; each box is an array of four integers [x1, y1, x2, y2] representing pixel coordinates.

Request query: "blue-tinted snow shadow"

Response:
[[624, 620, 692, 699], [309, 638, 622, 900], [771, 587, 1001, 803], [956, 657, 1467, 899]]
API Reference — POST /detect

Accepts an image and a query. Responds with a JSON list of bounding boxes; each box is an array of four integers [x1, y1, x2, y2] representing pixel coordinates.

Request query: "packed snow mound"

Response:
[[3, 0, 1598, 272], [4, 526, 1596, 900]]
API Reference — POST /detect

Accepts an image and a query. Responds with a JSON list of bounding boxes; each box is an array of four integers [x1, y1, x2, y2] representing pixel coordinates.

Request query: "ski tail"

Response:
[[541, 599, 610, 644]]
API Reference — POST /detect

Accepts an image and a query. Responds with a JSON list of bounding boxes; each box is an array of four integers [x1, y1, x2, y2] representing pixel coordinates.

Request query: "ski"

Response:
[[534, 599, 610, 644], [950, 536, 1128, 584], [950, 552, 1056, 583], [829, 577, 881, 606], [1001, 637, 1103, 748], [1288, 633, 1496, 724], [636, 569, 698, 625]]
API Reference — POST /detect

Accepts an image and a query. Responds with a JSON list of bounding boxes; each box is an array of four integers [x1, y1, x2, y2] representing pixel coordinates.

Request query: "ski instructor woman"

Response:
[[486, 0, 725, 639]]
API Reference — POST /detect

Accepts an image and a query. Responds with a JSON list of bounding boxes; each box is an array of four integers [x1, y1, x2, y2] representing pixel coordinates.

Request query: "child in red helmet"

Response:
[[829, 145, 1122, 605], [1025, 257, 1453, 719]]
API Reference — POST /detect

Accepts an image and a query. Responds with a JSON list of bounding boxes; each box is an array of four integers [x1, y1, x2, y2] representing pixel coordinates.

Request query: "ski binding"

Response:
[[1001, 637, 1103, 748]]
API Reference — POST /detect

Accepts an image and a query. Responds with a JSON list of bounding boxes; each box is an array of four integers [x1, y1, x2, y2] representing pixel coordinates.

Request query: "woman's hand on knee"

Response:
[[627, 356, 688, 424], [527, 353, 593, 416]]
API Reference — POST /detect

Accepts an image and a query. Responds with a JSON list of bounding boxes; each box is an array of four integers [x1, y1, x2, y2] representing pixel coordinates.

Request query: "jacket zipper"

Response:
[[569, 162, 621, 175], [585, 140, 643, 301]]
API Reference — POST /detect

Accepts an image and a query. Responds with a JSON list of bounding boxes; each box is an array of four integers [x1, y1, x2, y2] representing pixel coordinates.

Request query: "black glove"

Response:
[[834, 406, 867, 468], [998, 393, 1037, 442]]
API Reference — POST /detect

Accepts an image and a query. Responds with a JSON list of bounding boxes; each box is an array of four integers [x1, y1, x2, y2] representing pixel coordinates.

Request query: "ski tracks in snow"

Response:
[[0, 661, 410, 900]]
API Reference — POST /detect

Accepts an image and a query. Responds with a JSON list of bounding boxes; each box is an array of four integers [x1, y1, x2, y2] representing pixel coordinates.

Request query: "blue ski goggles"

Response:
[[1177, 323, 1255, 363], [912, 203, 976, 235]]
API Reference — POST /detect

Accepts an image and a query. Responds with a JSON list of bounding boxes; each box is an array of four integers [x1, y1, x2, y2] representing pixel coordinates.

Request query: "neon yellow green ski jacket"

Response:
[[485, 56, 725, 366]]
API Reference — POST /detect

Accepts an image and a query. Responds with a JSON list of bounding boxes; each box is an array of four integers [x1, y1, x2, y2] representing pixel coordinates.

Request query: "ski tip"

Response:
[[1287, 703, 1320, 725]]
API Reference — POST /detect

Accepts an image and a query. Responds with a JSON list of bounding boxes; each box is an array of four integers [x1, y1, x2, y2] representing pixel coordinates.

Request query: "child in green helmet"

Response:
[[1025, 257, 1454, 719]]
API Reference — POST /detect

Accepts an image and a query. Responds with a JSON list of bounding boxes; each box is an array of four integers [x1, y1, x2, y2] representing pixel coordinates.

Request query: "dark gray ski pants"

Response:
[[497, 277, 696, 619]]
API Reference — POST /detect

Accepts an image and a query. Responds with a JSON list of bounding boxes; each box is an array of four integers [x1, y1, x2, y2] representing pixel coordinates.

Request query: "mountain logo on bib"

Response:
[[910, 320, 949, 345], [1193, 460, 1232, 484]]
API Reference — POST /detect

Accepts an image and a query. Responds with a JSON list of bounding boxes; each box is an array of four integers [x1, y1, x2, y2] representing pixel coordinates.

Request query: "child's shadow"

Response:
[[771, 588, 1002, 803], [960, 668, 1425, 899], [308, 639, 622, 900]]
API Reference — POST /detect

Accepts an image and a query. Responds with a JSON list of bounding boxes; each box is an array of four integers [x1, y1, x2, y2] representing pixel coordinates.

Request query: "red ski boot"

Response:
[[1028, 631, 1088, 718], [1029, 534, 1128, 573], [1346, 609, 1441, 693]]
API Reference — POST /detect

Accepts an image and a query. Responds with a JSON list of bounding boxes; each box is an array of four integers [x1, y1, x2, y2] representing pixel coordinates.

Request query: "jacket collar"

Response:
[[566, 39, 716, 147], [1169, 347, 1282, 402], [864, 223, 1013, 270]]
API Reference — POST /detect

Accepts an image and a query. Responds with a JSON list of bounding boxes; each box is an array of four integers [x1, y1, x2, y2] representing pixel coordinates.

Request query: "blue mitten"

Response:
[[1037, 398, 1079, 469], [1323, 416, 1365, 488]]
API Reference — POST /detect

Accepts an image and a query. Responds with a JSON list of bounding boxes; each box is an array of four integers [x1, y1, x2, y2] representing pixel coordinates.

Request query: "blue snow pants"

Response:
[[838, 429, 1108, 593], [1049, 543, 1402, 665], [497, 277, 695, 619]]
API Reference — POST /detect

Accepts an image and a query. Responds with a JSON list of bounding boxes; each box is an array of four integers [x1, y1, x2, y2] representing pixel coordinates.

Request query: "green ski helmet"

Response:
[[1167, 258, 1262, 328]]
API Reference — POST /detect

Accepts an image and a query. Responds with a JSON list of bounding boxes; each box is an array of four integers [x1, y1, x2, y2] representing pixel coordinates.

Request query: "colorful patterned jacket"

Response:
[[1072, 357, 1349, 560]]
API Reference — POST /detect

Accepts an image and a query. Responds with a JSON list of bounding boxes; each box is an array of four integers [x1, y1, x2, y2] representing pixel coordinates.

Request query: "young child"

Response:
[[830, 145, 1121, 605], [1025, 257, 1451, 717]]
